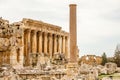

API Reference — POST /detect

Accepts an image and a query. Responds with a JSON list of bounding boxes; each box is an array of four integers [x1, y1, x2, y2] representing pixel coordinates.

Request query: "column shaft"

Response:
[[65, 36, 69, 58], [38, 32, 42, 54], [24, 29, 31, 66], [31, 30, 37, 53], [62, 36, 65, 54], [54, 35, 57, 53], [58, 35, 62, 53], [48, 34, 53, 58], [44, 32, 47, 54]]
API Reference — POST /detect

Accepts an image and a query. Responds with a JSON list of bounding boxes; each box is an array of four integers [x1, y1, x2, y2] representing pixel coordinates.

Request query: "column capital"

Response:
[[54, 34, 57, 37], [31, 30, 37, 33], [62, 36, 65, 39], [49, 33, 53, 36], [25, 29, 31, 33], [57, 35, 61, 37], [38, 31, 42, 35]]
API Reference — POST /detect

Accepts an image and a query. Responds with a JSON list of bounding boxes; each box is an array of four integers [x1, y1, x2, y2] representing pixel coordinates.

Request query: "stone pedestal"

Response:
[[66, 62, 78, 78]]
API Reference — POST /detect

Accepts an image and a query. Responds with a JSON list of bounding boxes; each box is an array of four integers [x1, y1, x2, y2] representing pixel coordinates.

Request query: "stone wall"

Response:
[[80, 55, 102, 66]]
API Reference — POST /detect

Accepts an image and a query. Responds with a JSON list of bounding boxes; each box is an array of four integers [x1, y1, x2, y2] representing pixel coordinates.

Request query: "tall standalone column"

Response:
[[38, 31, 42, 54], [44, 32, 48, 54], [62, 36, 65, 54], [31, 30, 37, 53], [69, 4, 77, 62], [24, 29, 31, 66], [48, 33, 53, 58]]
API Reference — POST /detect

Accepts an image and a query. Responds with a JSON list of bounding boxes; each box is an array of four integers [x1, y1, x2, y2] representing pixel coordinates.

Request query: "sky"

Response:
[[0, 0, 120, 57]]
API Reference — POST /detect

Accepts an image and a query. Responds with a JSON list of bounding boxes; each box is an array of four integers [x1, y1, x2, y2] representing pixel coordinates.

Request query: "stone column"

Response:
[[54, 34, 57, 53], [19, 47, 24, 66], [62, 36, 65, 54], [44, 32, 48, 54], [69, 4, 77, 62], [38, 31, 42, 54], [24, 29, 31, 66], [26, 29, 31, 66], [65, 36, 69, 58], [19, 29, 24, 66], [58, 35, 62, 53], [31, 30, 37, 53], [48, 33, 53, 58]]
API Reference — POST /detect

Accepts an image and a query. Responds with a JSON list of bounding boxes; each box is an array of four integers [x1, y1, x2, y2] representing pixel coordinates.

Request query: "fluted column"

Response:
[[44, 32, 48, 54], [48, 33, 53, 58], [65, 36, 69, 58], [62, 36, 65, 54], [58, 35, 62, 53], [38, 31, 42, 54], [31, 30, 37, 53], [54, 34, 57, 53], [24, 29, 31, 66]]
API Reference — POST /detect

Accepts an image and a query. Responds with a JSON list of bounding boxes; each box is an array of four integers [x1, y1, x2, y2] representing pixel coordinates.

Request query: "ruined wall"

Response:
[[0, 18, 23, 66], [80, 55, 102, 65]]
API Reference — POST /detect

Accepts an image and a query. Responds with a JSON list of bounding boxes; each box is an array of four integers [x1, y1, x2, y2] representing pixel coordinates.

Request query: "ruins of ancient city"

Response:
[[0, 4, 120, 80]]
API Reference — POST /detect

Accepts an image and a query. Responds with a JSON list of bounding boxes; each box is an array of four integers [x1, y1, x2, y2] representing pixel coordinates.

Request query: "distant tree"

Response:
[[114, 44, 120, 67], [107, 57, 114, 63], [101, 52, 107, 66]]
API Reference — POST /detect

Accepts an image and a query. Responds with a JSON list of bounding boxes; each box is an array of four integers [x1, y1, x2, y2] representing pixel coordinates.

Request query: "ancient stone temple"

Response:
[[0, 18, 69, 67], [22, 18, 69, 66]]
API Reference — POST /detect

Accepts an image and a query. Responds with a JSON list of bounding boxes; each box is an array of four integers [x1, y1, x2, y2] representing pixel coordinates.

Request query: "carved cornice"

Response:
[[22, 18, 61, 31], [21, 18, 69, 37]]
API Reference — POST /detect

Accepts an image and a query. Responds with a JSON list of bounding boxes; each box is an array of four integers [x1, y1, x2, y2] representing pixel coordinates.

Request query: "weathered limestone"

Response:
[[58, 35, 62, 53], [53, 34, 57, 53], [69, 4, 77, 62], [65, 36, 69, 58], [62, 36, 66, 54], [24, 29, 31, 66], [21, 18, 69, 66], [48, 33, 53, 58], [31, 30, 37, 53], [43, 32, 48, 54], [0, 18, 23, 66], [0, 17, 69, 69], [38, 31, 42, 54], [79, 55, 102, 66]]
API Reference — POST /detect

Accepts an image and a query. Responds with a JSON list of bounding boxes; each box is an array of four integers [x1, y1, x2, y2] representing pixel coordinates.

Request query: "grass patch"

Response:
[[98, 73, 120, 79]]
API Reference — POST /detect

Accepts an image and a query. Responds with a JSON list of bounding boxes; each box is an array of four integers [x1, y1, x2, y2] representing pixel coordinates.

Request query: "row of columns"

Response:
[[24, 29, 69, 66]]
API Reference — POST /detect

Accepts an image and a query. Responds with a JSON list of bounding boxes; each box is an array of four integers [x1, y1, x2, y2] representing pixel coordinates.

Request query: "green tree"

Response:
[[101, 52, 107, 66], [114, 44, 120, 67]]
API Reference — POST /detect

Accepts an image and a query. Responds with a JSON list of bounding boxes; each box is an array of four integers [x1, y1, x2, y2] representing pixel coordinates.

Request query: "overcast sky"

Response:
[[0, 0, 120, 57]]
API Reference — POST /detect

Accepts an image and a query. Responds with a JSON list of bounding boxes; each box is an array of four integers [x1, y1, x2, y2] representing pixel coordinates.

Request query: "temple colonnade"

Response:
[[22, 19, 69, 66]]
